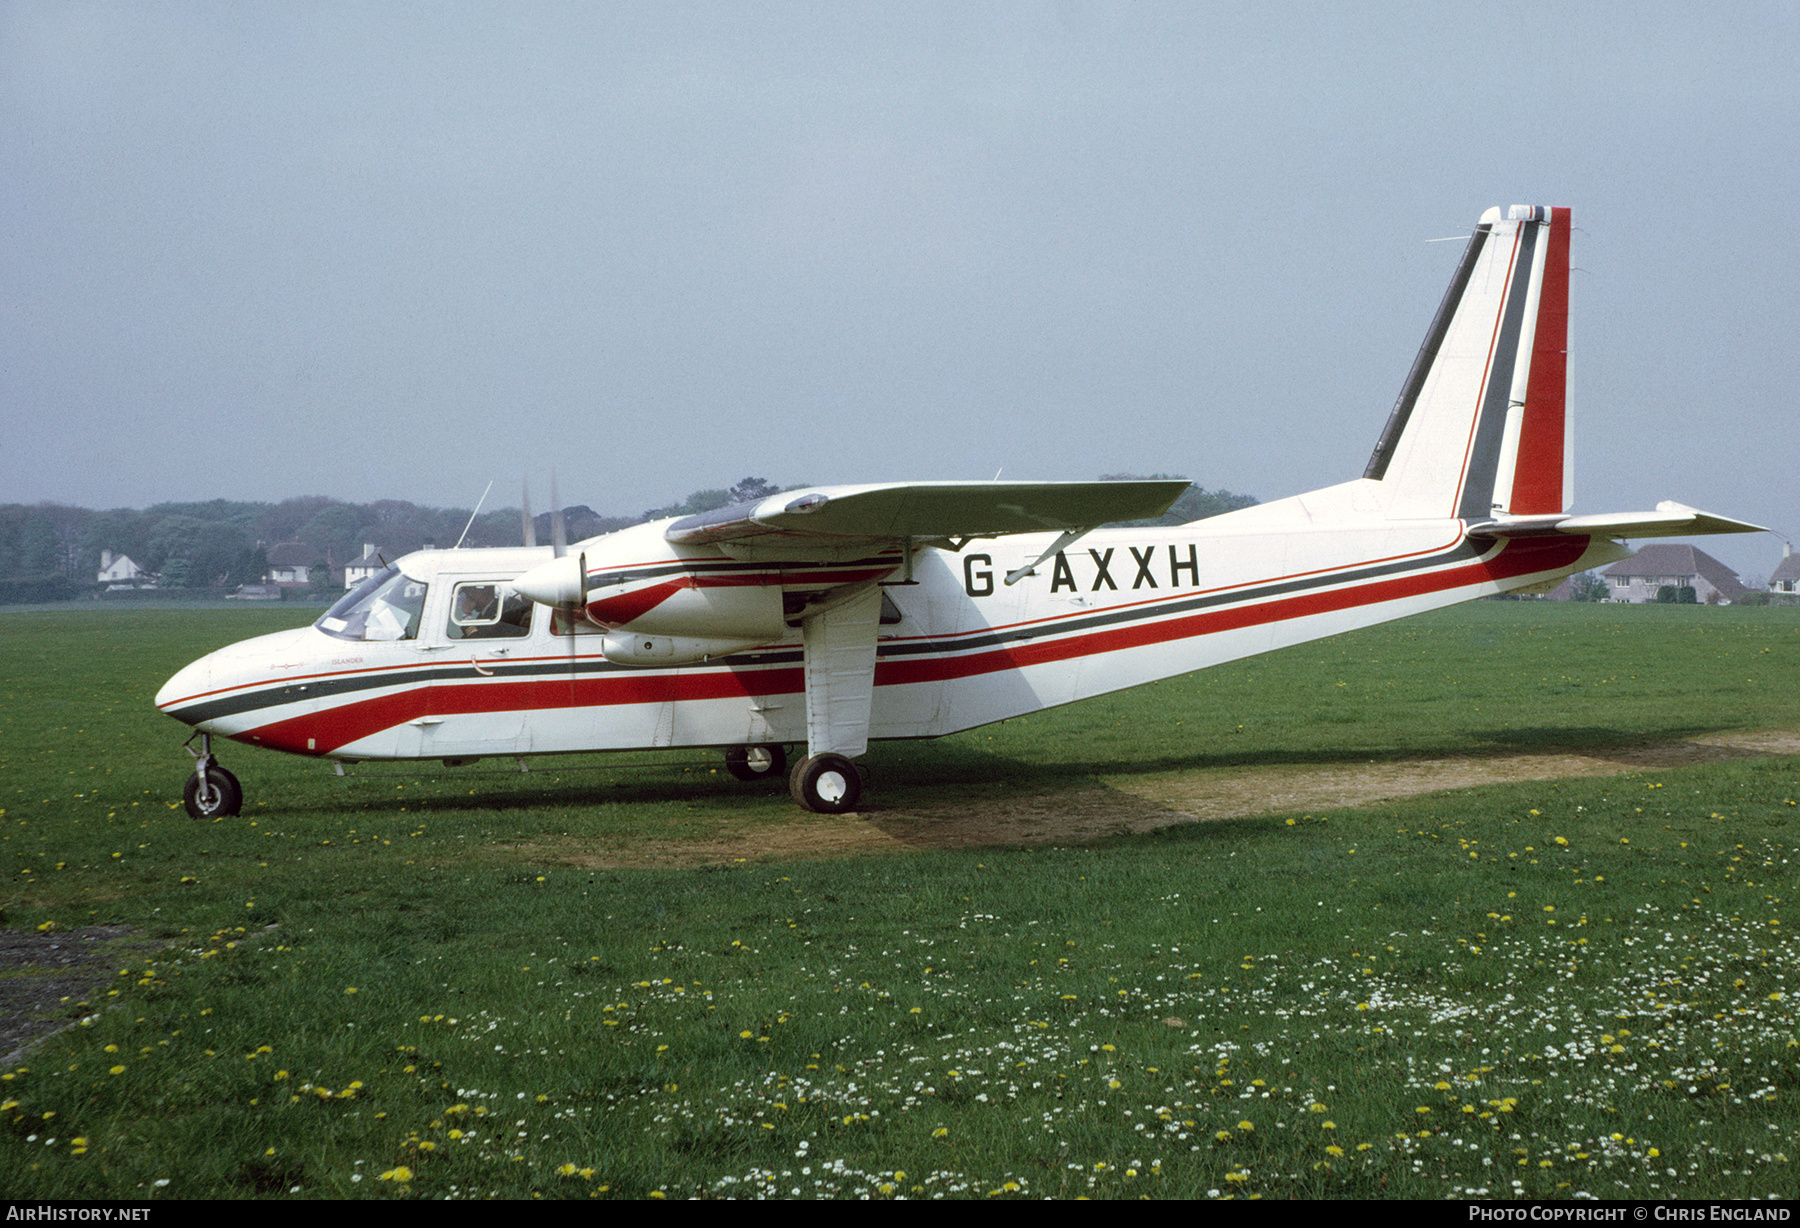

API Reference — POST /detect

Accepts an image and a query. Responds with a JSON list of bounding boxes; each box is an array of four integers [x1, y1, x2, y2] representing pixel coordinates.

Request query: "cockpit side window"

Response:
[[448, 582, 532, 639], [316, 565, 429, 642]]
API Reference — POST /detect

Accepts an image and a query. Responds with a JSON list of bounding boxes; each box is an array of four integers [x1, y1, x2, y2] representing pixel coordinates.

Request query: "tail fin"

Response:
[[1363, 205, 1571, 521]]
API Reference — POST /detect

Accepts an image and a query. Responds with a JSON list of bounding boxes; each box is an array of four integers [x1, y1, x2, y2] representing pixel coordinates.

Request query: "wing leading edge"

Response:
[[664, 480, 1191, 551]]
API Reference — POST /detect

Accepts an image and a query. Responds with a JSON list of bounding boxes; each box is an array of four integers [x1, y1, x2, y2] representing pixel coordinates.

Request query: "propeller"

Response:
[[517, 472, 586, 702], [549, 468, 568, 558], [514, 469, 585, 608]]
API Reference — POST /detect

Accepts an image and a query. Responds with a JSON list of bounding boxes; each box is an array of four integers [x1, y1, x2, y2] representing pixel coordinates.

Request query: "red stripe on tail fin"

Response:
[[1508, 207, 1571, 514]]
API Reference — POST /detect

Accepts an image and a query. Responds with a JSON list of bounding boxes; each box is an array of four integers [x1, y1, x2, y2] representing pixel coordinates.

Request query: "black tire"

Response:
[[725, 744, 788, 783], [183, 767, 242, 819], [788, 753, 863, 814]]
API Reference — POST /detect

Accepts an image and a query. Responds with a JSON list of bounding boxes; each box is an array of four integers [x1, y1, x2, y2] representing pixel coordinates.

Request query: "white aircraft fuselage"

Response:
[[155, 206, 1761, 814]]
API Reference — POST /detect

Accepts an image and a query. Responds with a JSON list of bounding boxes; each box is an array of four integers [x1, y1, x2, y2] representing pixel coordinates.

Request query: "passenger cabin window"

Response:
[[448, 583, 532, 639]]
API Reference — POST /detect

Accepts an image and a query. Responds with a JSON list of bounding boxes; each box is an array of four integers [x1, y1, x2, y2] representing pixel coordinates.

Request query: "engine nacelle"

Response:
[[586, 580, 786, 641], [514, 522, 790, 643], [599, 632, 772, 667]]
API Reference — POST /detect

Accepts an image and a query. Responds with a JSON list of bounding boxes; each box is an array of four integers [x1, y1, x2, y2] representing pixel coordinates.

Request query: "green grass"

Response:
[[0, 602, 1795, 1198]]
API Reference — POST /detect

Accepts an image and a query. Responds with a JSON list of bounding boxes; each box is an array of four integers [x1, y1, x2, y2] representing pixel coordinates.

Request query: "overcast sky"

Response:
[[3, 2, 1794, 578]]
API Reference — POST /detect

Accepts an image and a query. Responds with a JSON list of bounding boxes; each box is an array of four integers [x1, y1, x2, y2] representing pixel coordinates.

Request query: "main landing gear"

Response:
[[724, 743, 787, 783], [722, 744, 865, 814], [788, 753, 863, 814], [182, 733, 242, 819]]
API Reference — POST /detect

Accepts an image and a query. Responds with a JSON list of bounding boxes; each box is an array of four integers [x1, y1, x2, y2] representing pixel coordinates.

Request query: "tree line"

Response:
[[0, 476, 1256, 602]]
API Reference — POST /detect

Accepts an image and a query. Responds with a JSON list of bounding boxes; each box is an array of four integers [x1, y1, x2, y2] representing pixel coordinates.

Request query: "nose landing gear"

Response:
[[182, 733, 243, 819]]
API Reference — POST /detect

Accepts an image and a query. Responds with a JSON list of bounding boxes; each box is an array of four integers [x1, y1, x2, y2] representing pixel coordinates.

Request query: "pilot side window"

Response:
[[448, 583, 532, 639], [317, 565, 429, 642]]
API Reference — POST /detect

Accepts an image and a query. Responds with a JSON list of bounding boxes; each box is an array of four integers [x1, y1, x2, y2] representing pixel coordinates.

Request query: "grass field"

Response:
[[0, 601, 1796, 1199]]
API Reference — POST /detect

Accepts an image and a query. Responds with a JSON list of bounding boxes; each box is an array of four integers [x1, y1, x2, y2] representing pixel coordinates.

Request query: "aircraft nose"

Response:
[[155, 655, 214, 724], [155, 625, 318, 728]]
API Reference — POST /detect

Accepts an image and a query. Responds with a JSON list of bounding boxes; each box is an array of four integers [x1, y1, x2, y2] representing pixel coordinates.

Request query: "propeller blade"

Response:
[[522, 478, 537, 548], [550, 469, 568, 558]]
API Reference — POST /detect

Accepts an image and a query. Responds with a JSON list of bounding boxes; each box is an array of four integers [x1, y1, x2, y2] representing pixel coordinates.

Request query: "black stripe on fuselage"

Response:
[[876, 534, 1486, 660], [165, 534, 1487, 727]]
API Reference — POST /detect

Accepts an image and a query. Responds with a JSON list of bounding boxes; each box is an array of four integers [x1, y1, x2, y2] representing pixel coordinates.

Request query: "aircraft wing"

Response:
[[1468, 501, 1766, 540], [664, 480, 1191, 549]]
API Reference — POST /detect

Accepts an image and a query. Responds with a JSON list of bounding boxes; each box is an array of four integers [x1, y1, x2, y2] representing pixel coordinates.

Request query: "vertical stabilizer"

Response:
[[1364, 206, 1572, 521]]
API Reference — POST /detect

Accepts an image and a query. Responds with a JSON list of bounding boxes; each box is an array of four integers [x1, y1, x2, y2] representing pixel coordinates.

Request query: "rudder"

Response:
[[1363, 205, 1572, 522]]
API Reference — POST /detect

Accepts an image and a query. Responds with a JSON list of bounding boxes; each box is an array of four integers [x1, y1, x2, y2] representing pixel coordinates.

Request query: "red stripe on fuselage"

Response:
[[877, 534, 1585, 687], [234, 664, 808, 756], [228, 536, 1585, 757]]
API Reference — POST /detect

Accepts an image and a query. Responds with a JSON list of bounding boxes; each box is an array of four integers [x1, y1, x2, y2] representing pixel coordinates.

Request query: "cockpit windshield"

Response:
[[316, 565, 429, 642]]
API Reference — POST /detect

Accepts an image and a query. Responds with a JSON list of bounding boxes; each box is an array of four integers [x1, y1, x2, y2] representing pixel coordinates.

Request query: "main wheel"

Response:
[[184, 767, 242, 819], [788, 753, 863, 814], [725, 743, 787, 783]]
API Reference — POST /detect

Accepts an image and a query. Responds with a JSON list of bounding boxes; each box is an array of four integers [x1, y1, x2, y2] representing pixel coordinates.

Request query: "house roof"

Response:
[[1770, 552, 1800, 584], [1600, 543, 1747, 598], [265, 541, 316, 566]]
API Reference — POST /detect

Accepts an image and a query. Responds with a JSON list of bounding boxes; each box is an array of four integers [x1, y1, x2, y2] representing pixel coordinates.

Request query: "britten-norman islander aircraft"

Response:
[[156, 206, 1762, 817]]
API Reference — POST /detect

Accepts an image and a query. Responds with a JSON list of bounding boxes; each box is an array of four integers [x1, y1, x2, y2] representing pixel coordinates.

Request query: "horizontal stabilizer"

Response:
[[665, 480, 1190, 548], [1467, 501, 1766, 540]]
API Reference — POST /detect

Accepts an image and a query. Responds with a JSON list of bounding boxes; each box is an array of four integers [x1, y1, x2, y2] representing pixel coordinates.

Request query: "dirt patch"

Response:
[[561, 730, 1800, 869], [0, 926, 164, 1065], [1114, 729, 1800, 826], [563, 786, 1189, 870]]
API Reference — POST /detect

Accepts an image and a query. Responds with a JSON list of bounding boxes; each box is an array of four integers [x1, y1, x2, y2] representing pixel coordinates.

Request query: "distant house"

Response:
[[1769, 546, 1800, 596], [1600, 544, 1747, 604], [342, 543, 387, 590], [265, 542, 317, 589], [97, 550, 147, 586]]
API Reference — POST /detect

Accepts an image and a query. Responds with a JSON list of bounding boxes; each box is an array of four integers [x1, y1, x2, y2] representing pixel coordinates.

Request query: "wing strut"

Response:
[[800, 586, 881, 759], [786, 586, 883, 814], [1005, 527, 1092, 586]]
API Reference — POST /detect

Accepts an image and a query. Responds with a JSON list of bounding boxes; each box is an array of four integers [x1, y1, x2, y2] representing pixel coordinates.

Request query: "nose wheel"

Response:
[[182, 733, 243, 819]]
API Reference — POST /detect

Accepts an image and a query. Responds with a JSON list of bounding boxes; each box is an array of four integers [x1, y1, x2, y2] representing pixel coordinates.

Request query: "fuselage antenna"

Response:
[[453, 480, 495, 550]]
